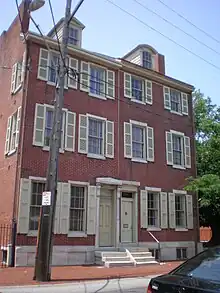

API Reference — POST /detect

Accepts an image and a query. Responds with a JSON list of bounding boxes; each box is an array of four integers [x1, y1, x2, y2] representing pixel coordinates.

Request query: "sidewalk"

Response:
[[0, 261, 182, 287]]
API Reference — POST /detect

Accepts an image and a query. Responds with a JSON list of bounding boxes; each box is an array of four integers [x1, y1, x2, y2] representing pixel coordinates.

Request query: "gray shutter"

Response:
[[33, 103, 45, 147], [65, 111, 76, 152], [78, 114, 88, 153], [124, 122, 132, 158], [106, 120, 114, 158], [181, 93, 188, 115], [37, 48, 49, 81], [87, 186, 97, 235], [60, 182, 70, 234], [124, 73, 131, 98], [15, 106, 21, 148], [147, 126, 154, 162], [68, 57, 78, 89], [166, 131, 173, 165], [186, 194, 193, 229], [107, 70, 115, 99], [21, 50, 26, 83], [168, 193, 176, 229], [54, 182, 62, 234], [140, 190, 148, 228], [145, 80, 153, 105], [11, 63, 17, 93], [17, 178, 31, 234], [184, 136, 191, 168], [5, 116, 12, 155], [164, 86, 171, 109], [160, 192, 168, 229], [80, 61, 89, 92]]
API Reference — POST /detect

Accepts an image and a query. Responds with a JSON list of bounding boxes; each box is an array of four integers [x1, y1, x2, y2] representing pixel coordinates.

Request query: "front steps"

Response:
[[95, 247, 158, 268]]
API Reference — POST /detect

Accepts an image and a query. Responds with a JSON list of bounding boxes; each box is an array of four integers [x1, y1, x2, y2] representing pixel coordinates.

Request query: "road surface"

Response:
[[0, 276, 157, 293]]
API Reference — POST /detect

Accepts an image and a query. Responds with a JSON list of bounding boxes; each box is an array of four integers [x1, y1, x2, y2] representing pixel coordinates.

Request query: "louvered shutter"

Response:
[[147, 126, 154, 162], [124, 73, 131, 98], [184, 136, 191, 168], [54, 182, 62, 234], [60, 182, 70, 234], [21, 50, 26, 83], [168, 193, 176, 229], [68, 57, 78, 89], [160, 192, 168, 229], [80, 61, 89, 92], [166, 131, 173, 165], [37, 48, 49, 81], [164, 86, 171, 109], [145, 80, 152, 104], [181, 93, 188, 115], [17, 178, 31, 234], [87, 186, 97, 235], [65, 111, 76, 152], [11, 63, 17, 93], [33, 104, 45, 146], [107, 70, 115, 99], [124, 122, 132, 158], [78, 114, 88, 153], [5, 116, 12, 155], [140, 190, 148, 228], [186, 194, 193, 229], [15, 106, 21, 148], [106, 120, 114, 158]]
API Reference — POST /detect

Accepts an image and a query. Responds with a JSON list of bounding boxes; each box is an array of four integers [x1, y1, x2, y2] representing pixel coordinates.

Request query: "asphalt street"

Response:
[[0, 276, 157, 293]]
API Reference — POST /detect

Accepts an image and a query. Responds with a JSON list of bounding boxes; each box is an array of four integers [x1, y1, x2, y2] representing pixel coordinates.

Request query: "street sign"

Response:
[[42, 191, 51, 206]]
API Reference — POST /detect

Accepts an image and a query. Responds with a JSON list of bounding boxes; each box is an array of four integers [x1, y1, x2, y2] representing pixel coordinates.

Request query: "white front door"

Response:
[[121, 199, 133, 243], [99, 190, 113, 247]]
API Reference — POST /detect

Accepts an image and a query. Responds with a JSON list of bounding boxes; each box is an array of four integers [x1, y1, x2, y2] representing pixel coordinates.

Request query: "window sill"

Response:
[[87, 153, 106, 160], [173, 165, 186, 170], [175, 228, 188, 232], [131, 158, 147, 164], [170, 110, 183, 116], [43, 146, 65, 154], [11, 84, 22, 95], [131, 98, 146, 105], [147, 227, 161, 231], [89, 93, 107, 100], [68, 232, 87, 238], [6, 149, 17, 156], [27, 231, 38, 237]]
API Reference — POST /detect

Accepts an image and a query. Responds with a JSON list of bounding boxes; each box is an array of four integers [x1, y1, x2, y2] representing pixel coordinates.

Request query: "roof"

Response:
[[123, 44, 158, 59], [47, 17, 85, 37]]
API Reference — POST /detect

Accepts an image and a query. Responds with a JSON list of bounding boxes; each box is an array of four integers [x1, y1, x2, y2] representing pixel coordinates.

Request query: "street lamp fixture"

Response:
[[29, 0, 45, 12]]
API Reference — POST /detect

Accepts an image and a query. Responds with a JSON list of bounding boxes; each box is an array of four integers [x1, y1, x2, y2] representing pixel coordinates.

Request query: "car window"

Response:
[[172, 247, 220, 282]]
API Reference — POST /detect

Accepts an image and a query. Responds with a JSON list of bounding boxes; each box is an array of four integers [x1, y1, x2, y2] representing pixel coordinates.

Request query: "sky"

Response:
[[1, 0, 220, 105]]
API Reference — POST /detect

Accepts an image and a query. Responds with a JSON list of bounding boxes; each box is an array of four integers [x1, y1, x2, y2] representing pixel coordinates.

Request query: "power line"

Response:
[[105, 0, 220, 72], [155, 0, 220, 45], [133, 0, 220, 57]]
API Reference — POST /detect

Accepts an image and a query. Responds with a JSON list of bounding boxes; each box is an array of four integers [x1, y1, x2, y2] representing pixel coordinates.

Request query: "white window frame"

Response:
[[170, 130, 186, 170], [175, 193, 187, 229], [147, 191, 160, 229], [142, 50, 154, 70], [47, 50, 60, 86], [11, 62, 22, 94], [164, 86, 189, 116], [68, 25, 82, 47], [130, 120, 148, 163], [88, 63, 107, 100], [170, 88, 182, 115], [131, 75, 145, 104], [5, 107, 21, 156]]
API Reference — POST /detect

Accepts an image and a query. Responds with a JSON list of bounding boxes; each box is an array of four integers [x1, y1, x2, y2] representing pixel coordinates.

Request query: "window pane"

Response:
[[170, 89, 181, 112], [69, 28, 78, 45], [88, 118, 103, 155], [173, 135, 183, 165], [131, 77, 143, 101], [148, 192, 159, 227], [29, 182, 45, 231], [132, 125, 144, 159], [69, 186, 85, 232], [143, 51, 152, 69], [49, 53, 59, 83], [90, 66, 105, 97], [175, 195, 186, 227]]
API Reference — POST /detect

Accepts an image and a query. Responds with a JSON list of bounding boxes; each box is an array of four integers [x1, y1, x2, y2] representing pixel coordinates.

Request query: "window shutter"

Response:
[[140, 190, 148, 228], [33, 104, 45, 147], [78, 114, 88, 154], [68, 57, 78, 89], [168, 193, 176, 229], [21, 50, 26, 83], [124, 73, 131, 98], [184, 136, 191, 168], [147, 126, 154, 162], [37, 48, 49, 81], [164, 86, 171, 109], [11, 63, 17, 93], [15, 106, 21, 148], [181, 93, 188, 115], [87, 186, 97, 234], [80, 61, 89, 92], [145, 80, 153, 105], [60, 182, 70, 234], [5, 116, 12, 155], [186, 194, 193, 229], [166, 131, 173, 165], [107, 70, 115, 99], [160, 192, 168, 229], [54, 182, 62, 234], [106, 120, 114, 158], [124, 122, 132, 158], [65, 111, 76, 152], [17, 178, 31, 234]]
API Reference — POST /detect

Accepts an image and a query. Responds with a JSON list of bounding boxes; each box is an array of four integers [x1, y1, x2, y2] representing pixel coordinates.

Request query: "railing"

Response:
[[126, 249, 137, 266], [147, 230, 161, 263], [0, 221, 17, 267]]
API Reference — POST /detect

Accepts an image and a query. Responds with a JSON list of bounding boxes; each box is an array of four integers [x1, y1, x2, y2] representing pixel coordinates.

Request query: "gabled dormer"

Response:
[[47, 17, 85, 48], [123, 44, 165, 75]]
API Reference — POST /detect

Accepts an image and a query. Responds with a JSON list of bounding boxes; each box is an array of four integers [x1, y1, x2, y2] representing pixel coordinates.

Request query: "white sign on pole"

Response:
[[42, 191, 51, 206]]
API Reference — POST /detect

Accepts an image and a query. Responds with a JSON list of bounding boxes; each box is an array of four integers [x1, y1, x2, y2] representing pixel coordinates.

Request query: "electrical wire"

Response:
[[133, 0, 220, 57], [105, 0, 220, 72]]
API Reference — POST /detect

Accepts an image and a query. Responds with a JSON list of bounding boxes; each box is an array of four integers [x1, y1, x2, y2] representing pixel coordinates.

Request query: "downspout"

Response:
[[117, 70, 121, 178]]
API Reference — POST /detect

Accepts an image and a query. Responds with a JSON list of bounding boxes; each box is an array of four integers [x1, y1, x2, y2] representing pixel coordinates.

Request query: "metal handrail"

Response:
[[147, 230, 161, 263]]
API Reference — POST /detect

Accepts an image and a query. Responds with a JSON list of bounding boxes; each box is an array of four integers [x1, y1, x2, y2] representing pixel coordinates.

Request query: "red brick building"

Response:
[[0, 1, 201, 266]]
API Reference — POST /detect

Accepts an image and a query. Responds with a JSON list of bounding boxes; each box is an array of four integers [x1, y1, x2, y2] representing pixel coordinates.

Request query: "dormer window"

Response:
[[69, 27, 78, 46], [143, 51, 153, 69]]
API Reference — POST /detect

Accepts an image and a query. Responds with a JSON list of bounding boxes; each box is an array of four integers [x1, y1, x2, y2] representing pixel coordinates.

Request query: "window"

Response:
[[5, 107, 21, 156], [148, 192, 159, 227], [176, 248, 187, 260], [143, 51, 153, 69], [69, 27, 78, 46], [132, 125, 145, 159], [164, 86, 189, 115], [48, 52, 60, 84], [175, 194, 186, 228], [69, 186, 86, 232], [88, 118, 104, 156], [29, 182, 45, 231], [170, 89, 181, 113], [172, 134, 184, 166], [131, 76, 144, 101], [11, 62, 22, 94], [90, 66, 105, 97], [33, 104, 76, 152]]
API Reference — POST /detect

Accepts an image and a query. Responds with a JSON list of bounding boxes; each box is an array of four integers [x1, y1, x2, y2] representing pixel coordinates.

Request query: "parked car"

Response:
[[147, 246, 220, 293]]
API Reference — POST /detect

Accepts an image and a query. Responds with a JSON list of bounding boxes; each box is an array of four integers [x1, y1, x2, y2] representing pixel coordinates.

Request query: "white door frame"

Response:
[[120, 197, 134, 243]]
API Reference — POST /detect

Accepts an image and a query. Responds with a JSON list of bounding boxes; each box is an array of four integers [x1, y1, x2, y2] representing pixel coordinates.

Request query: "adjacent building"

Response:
[[0, 0, 201, 267]]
